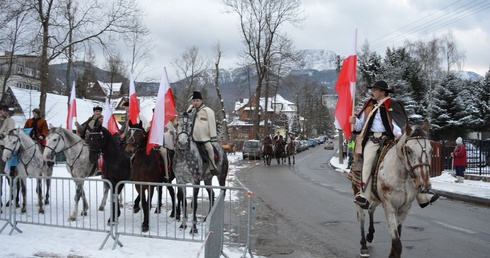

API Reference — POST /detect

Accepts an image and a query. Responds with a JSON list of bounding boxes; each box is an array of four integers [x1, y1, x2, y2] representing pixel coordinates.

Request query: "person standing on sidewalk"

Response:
[[451, 137, 467, 183]]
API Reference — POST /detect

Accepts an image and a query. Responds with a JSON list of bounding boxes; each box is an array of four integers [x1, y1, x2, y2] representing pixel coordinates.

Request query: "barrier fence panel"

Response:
[[205, 190, 225, 258], [113, 181, 253, 255], [1, 175, 253, 255], [7, 175, 115, 246], [0, 174, 14, 233]]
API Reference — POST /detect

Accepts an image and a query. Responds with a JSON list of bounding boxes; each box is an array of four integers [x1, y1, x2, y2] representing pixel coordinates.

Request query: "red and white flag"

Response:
[[334, 31, 357, 140], [66, 82, 77, 130], [147, 71, 177, 154], [128, 74, 140, 124], [102, 98, 120, 134]]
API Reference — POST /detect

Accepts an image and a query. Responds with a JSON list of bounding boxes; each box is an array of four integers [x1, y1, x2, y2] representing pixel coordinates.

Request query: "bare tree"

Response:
[[104, 52, 126, 101], [223, 0, 304, 139], [123, 10, 153, 80], [171, 46, 209, 112], [211, 42, 229, 142], [442, 32, 466, 73], [30, 0, 142, 116]]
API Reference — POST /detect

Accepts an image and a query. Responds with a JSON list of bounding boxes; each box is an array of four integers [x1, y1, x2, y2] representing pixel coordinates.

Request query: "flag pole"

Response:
[[350, 29, 358, 134]]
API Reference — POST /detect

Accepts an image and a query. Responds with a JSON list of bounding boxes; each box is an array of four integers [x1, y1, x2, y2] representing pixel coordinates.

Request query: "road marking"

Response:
[[434, 221, 477, 234]]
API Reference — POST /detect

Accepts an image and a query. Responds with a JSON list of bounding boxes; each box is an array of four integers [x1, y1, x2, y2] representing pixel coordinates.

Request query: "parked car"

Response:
[[242, 140, 262, 160], [324, 138, 334, 150], [301, 140, 309, 151], [307, 139, 317, 148], [294, 140, 303, 153]]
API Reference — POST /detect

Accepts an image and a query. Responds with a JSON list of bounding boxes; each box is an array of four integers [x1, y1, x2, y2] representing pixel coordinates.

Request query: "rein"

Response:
[[398, 136, 431, 179], [4, 134, 39, 168]]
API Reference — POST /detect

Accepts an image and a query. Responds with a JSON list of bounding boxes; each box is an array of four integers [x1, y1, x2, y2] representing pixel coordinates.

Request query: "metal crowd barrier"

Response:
[[0, 175, 253, 257], [0, 174, 14, 233]]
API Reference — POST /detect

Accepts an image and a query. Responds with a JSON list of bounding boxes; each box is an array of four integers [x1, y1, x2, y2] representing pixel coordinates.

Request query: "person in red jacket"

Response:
[[451, 137, 467, 183]]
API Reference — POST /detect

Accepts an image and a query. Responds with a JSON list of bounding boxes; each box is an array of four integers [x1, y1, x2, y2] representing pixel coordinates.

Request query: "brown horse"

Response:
[[350, 120, 433, 258], [274, 138, 286, 164], [125, 121, 176, 232], [263, 136, 273, 166], [285, 142, 295, 164]]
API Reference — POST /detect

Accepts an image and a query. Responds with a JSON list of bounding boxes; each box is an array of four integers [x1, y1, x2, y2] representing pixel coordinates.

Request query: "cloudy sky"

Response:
[[133, 0, 490, 82]]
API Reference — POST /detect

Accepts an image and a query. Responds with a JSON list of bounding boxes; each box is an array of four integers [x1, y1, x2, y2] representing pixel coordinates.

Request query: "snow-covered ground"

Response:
[[1, 152, 489, 258]]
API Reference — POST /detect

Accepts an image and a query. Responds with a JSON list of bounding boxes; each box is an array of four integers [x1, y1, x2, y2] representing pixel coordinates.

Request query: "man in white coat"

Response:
[[186, 91, 219, 175]]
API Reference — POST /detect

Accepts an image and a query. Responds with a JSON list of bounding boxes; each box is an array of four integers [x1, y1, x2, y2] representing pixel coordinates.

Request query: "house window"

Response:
[[17, 66, 23, 74]]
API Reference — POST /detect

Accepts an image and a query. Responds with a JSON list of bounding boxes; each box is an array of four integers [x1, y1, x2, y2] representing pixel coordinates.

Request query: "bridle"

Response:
[[3, 132, 39, 168], [176, 113, 192, 150], [398, 135, 431, 179], [44, 131, 84, 171], [125, 127, 146, 153]]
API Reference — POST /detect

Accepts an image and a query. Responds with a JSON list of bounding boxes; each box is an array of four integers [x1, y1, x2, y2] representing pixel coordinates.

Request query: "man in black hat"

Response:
[[349, 80, 438, 209], [76, 106, 103, 140], [186, 91, 219, 175]]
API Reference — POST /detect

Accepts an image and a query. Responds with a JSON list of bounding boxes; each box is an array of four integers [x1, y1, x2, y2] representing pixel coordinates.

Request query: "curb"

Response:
[[433, 189, 490, 207]]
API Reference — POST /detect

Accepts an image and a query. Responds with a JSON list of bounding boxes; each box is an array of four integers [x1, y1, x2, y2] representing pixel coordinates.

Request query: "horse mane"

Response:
[[409, 126, 427, 138], [56, 126, 82, 143]]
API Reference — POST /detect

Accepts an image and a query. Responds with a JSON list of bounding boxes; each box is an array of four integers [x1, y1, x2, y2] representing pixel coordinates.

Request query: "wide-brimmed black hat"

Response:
[[93, 106, 103, 111], [368, 80, 394, 93], [191, 91, 202, 100]]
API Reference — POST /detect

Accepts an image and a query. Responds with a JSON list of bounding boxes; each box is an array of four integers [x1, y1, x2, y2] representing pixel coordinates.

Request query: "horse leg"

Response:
[[366, 208, 376, 243], [44, 177, 51, 205], [357, 207, 370, 257], [20, 178, 27, 213], [154, 185, 163, 214], [178, 186, 187, 228], [140, 188, 149, 232], [133, 185, 141, 213], [36, 178, 44, 214], [383, 205, 402, 258], [99, 182, 110, 211], [167, 185, 176, 218], [190, 186, 200, 234], [69, 180, 84, 221]]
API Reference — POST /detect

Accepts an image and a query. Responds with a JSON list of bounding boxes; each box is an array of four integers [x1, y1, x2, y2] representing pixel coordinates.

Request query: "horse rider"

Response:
[[186, 91, 219, 175], [284, 131, 294, 153], [0, 105, 16, 175], [160, 116, 178, 180], [24, 108, 49, 149], [349, 80, 439, 209], [76, 106, 104, 141]]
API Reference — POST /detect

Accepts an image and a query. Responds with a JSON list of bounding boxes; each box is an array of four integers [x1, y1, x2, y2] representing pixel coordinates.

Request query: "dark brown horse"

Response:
[[125, 121, 176, 232], [274, 138, 286, 164], [263, 136, 273, 166], [87, 124, 131, 224]]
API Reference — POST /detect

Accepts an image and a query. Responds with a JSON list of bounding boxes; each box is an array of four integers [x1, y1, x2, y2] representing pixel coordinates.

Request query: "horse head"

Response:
[[2, 128, 22, 162], [125, 120, 146, 155], [175, 112, 192, 150], [87, 124, 106, 163], [43, 126, 68, 162], [397, 120, 432, 193]]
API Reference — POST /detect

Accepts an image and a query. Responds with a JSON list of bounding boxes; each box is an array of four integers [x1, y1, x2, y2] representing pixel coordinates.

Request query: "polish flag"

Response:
[[102, 98, 120, 134], [66, 82, 77, 130], [128, 75, 140, 124], [334, 31, 357, 140], [146, 70, 177, 154]]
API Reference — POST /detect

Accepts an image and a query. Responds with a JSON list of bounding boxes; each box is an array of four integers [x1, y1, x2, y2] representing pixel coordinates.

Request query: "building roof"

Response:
[[235, 94, 297, 113]]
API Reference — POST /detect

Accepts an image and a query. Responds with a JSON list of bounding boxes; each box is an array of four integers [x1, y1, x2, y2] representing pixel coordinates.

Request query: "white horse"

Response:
[[2, 128, 53, 214], [42, 125, 99, 221], [351, 120, 433, 258], [173, 112, 229, 234]]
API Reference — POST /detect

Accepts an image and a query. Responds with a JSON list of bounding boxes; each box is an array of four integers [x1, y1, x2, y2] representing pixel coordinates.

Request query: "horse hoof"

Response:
[[360, 248, 370, 257], [366, 233, 374, 243], [44, 200, 49, 205], [190, 228, 198, 235], [98, 206, 105, 211], [133, 207, 140, 213], [39, 209, 44, 214], [154, 208, 161, 214], [21, 208, 27, 213], [169, 212, 175, 218], [142, 225, 149, 232], [68, 216, 76, 221], [81, 211, 88, 216]]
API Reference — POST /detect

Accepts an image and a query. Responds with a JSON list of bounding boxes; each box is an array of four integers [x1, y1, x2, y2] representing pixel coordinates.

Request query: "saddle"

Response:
[[350, 138, 396, 202]]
